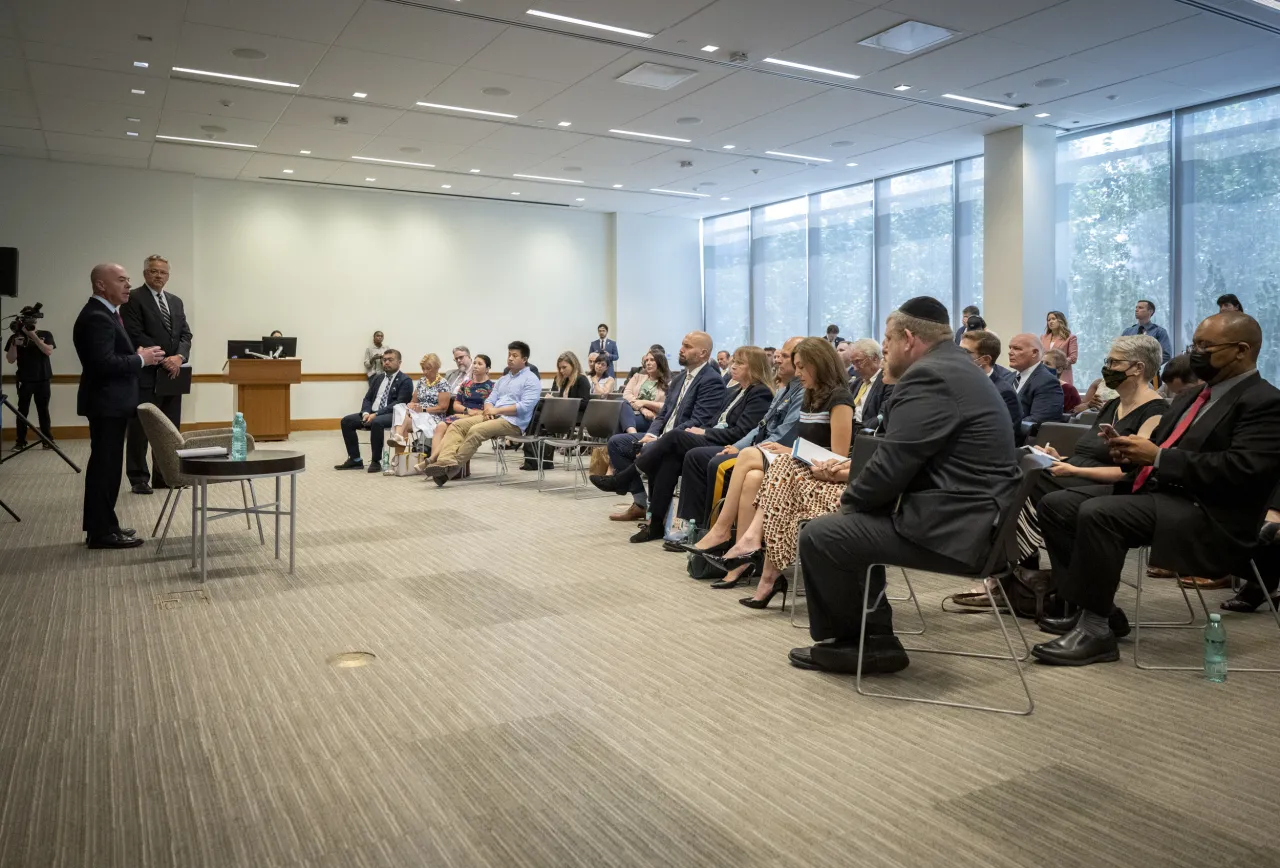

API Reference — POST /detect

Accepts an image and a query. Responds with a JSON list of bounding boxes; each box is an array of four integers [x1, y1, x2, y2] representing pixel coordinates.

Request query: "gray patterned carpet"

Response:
[[1, 434, 1277, 868]]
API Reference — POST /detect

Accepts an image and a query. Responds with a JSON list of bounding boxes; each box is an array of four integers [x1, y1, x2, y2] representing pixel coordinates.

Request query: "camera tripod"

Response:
[[0, 391, 82, 523]]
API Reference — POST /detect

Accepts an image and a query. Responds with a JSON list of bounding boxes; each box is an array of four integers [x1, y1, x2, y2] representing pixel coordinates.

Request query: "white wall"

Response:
[[0, 156, 701, 432]]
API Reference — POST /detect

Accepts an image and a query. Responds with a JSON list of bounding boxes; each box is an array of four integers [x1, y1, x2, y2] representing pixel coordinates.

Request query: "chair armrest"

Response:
[[183, 432, 256, 451]]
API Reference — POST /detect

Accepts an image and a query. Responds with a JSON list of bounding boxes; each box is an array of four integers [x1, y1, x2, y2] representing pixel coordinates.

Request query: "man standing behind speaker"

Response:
[[75, 264, 165, 548], [122, 254, 192, 495]]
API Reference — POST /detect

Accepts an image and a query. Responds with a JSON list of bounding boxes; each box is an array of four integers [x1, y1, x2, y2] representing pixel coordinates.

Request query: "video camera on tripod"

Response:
[[5, 302, 43, 336]]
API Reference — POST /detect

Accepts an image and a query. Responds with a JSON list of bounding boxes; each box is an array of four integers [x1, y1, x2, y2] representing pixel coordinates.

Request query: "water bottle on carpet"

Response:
[[231, 412, 247, 461], [1204, 613, 1227, 683]]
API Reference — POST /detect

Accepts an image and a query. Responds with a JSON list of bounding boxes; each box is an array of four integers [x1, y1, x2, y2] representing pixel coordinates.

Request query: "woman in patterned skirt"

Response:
[[387, 353, 451, 468]]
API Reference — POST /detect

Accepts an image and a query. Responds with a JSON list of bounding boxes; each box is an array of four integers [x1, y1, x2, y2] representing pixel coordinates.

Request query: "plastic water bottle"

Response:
[[686, 519, 698, 544], [1204, 613, 1227, 683], [231, 412, 247, 461], [382, 445, 390, 468]]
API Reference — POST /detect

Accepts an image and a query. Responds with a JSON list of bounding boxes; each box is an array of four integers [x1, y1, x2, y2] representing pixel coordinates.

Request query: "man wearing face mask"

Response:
[[1031, 312, 1280, 666]]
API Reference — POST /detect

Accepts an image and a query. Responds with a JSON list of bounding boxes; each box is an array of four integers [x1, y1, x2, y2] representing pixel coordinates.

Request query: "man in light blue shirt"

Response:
[[1120, 299, 1174, 365], [424, 340, 541, 486]]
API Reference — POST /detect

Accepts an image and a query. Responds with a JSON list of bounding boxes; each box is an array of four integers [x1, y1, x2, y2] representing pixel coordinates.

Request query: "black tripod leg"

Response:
[[0, 395, 81, 473], [0, 497, 18, 522]]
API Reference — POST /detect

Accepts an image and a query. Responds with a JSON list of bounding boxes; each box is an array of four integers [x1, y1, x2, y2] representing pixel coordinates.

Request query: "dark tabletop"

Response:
[[179, 450, 306, 478]]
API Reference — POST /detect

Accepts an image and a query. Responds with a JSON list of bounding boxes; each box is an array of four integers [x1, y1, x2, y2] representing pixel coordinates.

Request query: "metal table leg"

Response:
[[289, 472, 296, 574], [190, 479, 198, 569], [274, 475, 281, 559], [200, 478, 208, 583]]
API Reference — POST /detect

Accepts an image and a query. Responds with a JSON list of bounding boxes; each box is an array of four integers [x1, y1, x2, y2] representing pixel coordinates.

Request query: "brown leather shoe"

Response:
[[1146, 567, 1178, 579], [1177, 575, 1232, 590], [609, 504, 646, 522]]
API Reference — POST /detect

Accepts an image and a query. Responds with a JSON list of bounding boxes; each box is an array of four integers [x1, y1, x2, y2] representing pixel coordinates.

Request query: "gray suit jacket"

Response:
[[841, 340, 1021, 568]]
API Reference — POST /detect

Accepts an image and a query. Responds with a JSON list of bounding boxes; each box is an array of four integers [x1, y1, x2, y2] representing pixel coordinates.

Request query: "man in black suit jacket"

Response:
[[789, 297, 1021, 676], [74, 264, 166, 549], [1008, 333, 1063, 443], [335, 349, 413, 473], [1031, 312, 1280, 666], [961, 330, 1023, 439], [596, 331, 727, 523], [121, 255, 193, 494]]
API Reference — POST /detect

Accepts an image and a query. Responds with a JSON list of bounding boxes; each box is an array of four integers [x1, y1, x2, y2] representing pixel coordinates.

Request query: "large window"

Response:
[[876, 164, 955, 315], [809, 183, 873, 342], [1178, 90, 1280, 384], [751, 198, 809, 348], [957, 156, 984, 311], [703, 211, 751, 351], [1056, 118, 1172, 381]]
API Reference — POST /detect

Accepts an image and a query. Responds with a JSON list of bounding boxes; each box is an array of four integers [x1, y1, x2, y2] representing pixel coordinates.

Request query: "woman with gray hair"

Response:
[[951, 334, 1168, 612]]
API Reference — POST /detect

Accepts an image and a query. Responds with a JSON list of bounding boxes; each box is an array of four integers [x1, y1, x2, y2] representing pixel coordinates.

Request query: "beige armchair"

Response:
[[135, 403, 263, 553]]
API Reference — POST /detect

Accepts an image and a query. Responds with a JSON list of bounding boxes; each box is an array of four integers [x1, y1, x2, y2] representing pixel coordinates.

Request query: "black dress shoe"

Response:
[[629, 527, 661, 543], [704, 549, 763, 573], [789, 637, 910, 675], [1221, 584, 1280, 613], [1038, 607, 1130, 638], [589, 474, 618, 492], [87, 532, 144, 549], [367, 462, 382, 473], [1031, 626, 1119, 666], [117, 527, 137, 538], [334, 459, 363, 470], [661, 540, 687, 553], [131, 482, 153, 495]]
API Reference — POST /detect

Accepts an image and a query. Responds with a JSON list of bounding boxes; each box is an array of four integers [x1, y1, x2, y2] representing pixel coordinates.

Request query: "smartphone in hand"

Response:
[[1098, 422, 1118, 440]]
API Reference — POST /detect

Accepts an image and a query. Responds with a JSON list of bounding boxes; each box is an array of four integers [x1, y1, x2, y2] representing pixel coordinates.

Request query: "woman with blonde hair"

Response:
[[521, 350, 592, 470], [1042, 310, 1078, 387], [387, 353, 451, 469], [690, 339, 854, 601]]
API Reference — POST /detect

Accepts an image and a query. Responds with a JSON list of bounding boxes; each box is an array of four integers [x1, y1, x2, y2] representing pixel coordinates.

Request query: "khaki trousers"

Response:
[[435, 415, 520, 465]]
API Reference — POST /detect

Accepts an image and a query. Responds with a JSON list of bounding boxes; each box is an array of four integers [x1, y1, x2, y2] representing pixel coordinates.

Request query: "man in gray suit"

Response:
[[789, 296, 1021, 675]]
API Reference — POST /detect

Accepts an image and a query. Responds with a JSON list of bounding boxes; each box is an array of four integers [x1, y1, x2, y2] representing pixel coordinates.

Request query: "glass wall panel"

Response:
[[957, 157, 984, 314], [875, 164, 955, 320], [750, 197, 809, 348], [808, 183, 874, 341], [702, 211, 751, 352]]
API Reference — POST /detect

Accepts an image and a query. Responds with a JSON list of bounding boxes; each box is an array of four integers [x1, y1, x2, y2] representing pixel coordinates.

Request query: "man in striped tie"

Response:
[[122, 254, 193, 495], [1030, 311, 1280, 667]]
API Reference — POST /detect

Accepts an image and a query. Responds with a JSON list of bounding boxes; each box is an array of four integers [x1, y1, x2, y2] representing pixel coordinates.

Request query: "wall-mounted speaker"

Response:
[[0, 247, 16, 297]]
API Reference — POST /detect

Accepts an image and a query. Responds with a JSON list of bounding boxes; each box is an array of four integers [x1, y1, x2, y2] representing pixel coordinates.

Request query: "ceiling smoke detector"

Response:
[[729, 51, 748, 63], [333, 116, 349, 126]]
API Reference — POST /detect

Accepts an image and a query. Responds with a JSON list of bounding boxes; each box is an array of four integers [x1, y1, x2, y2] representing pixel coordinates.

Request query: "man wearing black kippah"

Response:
[[789, 296, 1021, 675]]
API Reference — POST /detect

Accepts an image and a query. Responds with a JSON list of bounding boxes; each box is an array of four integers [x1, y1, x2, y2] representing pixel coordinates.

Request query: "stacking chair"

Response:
[[1031, 421, 1091, 456], [852, 452, 1051, 715], [135, 403, 263, 554], [518, 396, 582, 491], [1075, 410, 1099, 426], [571, 398, 624, 499]]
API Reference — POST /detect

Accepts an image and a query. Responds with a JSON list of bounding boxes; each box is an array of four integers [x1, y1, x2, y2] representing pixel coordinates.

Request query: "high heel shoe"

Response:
[[704, 549, 762, 572], [1220, 585, 1280, 613], [710, 561, 760, 589], [740, 577, 789, 609], [682, 538, 732, 557]]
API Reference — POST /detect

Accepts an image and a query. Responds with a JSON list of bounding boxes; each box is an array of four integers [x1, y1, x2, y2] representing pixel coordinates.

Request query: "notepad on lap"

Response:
[[176, 446, 228, 458], [791, 437, 845, 467]]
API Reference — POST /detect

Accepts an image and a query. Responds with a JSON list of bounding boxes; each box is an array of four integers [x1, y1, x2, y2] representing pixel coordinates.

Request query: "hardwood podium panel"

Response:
[[226, 359, 302, 441]]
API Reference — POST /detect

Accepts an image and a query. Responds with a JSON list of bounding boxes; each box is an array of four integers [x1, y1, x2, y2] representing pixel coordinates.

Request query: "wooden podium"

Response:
[[226, 358, 302, 441]]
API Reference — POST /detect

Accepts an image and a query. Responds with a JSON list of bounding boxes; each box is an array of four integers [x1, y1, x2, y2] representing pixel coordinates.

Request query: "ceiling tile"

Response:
[[443, 0, 710, 35], [301, 47, 455, 108], [987, 0, 1198, 56], [183, 0, 362, 45], [1065, 13, 1277, 80], [652, 0, 872, 59], [149, 141, 254, 177], [0, 144, 48, 160], [395, 170, 497, 194], [0, 37, 21, 60], [881, 0, 1064, 32], [969, 56, 1141, 107], [519, 61, 731, 131], [853, 103, 975, 139], [1154, 44, 1280, 97], [774, 9, 922, 78], [34, 94, 159, 137], [464, 28, 628, 85], [175, 22, 328, 86], [625, 71, 831, 139], [13, 0, 183, 52], [157, 109, 274, 144], [423, 67, 569, 116], [778, 127, 907, 161], [380, 110, 504, 146], [239, 152, 341, 182], [323, 160, 437, 189], [27, 62, 165, 108], [354, 134, 465, 165], [49, 150, 150, 169], [255, 123, 374, 159], [19, 39, 176, 81], [853, 35, 1061, 92], [473, 124, 586, 156], [554, 136, 673, 167], [0, 87, 40, 127], [1039, 77, 1213, 117], [162, 78, 292, 123], [664, 155, 809, 194], [0, 55, 25, 91], [0, 126, 46, 150], [276, 95, 402, 134], [715, 89, 905, 153], [334, 2, 505, 66], [433, 146, 547, 176], [43, 130, 153, 158]]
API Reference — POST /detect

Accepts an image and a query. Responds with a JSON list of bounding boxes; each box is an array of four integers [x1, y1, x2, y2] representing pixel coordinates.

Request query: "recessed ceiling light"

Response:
[[512, 173, 584, 184], [720, 196, 730, 201], [1246, 0, 1280, 9], [155, 135, 256, 148], [299, 149, 311, 154], [722, 144, 735, 149], [608, 128, 692, 143], [131, 88, 146, 95], [365, 177, 376, 182], [650, 188, 710, 198], [353, 155, 436, 168], [1035, 112, 1051, 118], [612, 184, 623, 188], [525, 9, 654, 39], [859, 21, 955, 54], [941, 93, 1018, 111], [171, 67, 299, 87], [893, 84, 912, 91], [352, 92, 367, 99], [701, 45, 719, 52], [765, 150, 832, 162], [231, 47, 268, 60], [133, 61, 148, 68], [575, 197, 585, 202], [762, 57, 859, 80], [126, 117, 141, 123], [470, 168, 481, 173], [416, 101, 518, 119], [557, 121, 572, 127], [512, 191, 520, 195], [442, 184, 452, 188], [125, 131, 138, 137], [282, 169, 293, 174]]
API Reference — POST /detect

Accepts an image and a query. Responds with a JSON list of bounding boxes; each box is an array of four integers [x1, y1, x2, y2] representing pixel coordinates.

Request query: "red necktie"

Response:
[[116, 311, 124, 327], [1132, 386, 1211, 492]]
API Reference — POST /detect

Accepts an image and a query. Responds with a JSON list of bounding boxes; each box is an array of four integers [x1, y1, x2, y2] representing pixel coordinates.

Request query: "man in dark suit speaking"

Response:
[[335, 349, 413, 473], [788, 297, 1021, 675], [122, 254, 192, 495], [74, 264, 166, 549]]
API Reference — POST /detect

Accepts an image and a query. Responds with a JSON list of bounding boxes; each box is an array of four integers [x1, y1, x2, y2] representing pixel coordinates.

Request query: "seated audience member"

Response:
[[1159, 353, 1200, 400], [1217, 293, 1243, 313], [860, 355, 895, 431], [696, 338, 855, 601], [423, 342, 542, 486], [594, 332, 727, 523], [336, 349, 413, 473], [1030, 312, 1280, 666], [835, 339, 853, 377], [965, 314, 987, 334], [1224, 486, 1280, 611], [593, 346, 774, 543], [626, 344, 666, 381], [1070, 377, 1109, 414], [1043, 348, 1081, 413], [954, 304, 980, 343], [1008, 332, 1065, 439], [444, 347, 472, 391], [845, 338, 883, 424], [824, 324, 843, 345], [587, 353, 616, 395], [427, 354, 492, 466], [716, 350, 733, 383], [952, 335, 1167, 609], [618, 351, 670, 434], [522, 351, 591, 470], [387, 353, 451, 463], [961, 330, 1022, 438], [787, 297, 1021, 676], [762, 347, 777, 383], [677, 337, 804, 531]]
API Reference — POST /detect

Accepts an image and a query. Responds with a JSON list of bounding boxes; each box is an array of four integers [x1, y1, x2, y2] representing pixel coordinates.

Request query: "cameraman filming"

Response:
[[4, 307, 55, 451]]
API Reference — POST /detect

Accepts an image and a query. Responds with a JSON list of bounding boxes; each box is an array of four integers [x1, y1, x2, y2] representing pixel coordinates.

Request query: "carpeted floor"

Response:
[[1, 433, 1277, 868]]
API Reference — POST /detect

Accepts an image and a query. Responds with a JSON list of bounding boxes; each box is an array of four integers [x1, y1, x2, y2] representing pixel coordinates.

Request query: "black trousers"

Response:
[[126, 389, 182, 486], [341, 410, 393, 463], [678, 444, 731, 522], [635, 430, 708, 540], [799, 510, 970, 642], [13, 379, 52, 443], [1038, 485, 1160, 617], [84, 416, 128, 538]]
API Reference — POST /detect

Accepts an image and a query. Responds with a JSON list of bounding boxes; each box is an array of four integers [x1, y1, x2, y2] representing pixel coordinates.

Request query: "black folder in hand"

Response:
[[155, 364, 193, 396]]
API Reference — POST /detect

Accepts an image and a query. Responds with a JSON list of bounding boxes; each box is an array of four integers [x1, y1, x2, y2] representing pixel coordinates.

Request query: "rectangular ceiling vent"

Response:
[[858, 21, 956, 55], [616, 63, 698, 90]]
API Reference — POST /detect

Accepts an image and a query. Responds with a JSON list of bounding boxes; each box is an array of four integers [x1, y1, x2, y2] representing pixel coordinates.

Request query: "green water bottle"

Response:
[[1204, 613, 1227, 683]]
